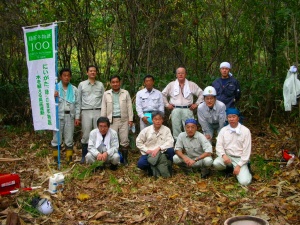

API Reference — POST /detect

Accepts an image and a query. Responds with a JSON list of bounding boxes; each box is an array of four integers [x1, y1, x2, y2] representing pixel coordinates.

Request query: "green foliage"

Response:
[[109, 174, 122, 193], [252, 155, 280, 180], [18, 194, 42, 217], [238, 188, 248, 198], [35, 149, 50, 158], [69, 161, 104, 180], [0, 137, 9, 147], [29, 143, 39, 151], [128, 134, 137, 150], [269, 124, 280, 135], [220, 182, 249, 199], [16, 149, 26, 157]]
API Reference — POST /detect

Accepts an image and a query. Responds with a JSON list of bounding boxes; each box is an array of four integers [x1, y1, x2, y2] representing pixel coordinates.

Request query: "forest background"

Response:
[[1, 0, 300, 126]]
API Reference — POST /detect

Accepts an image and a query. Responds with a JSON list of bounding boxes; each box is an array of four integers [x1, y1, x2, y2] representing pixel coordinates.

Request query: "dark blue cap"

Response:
[[185, 118, 197, 125], [226, 108, 240, 116]]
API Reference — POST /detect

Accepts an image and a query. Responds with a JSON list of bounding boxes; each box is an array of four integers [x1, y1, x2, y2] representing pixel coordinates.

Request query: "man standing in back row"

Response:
[[51, 68, 80, 163], [136, 75, 164, 131], [162, 67, 203, 141], [78, 65, 105, 163], [101, 75, 133, 165], [212, 62, 241, 108]]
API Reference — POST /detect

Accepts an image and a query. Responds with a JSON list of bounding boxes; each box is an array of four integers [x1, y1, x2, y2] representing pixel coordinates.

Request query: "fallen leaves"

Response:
[[64, 210, 75, 220], [225, 184, 235, 190], [177, 208, 188, 223], [130, 214, 146, 223], [77, 193, 90, 201], [197, 181, 207, 190], [91, 210, 110, 219], [228, 200, 240, 207], [168, 193, 179, 199], [1, 122, 300, 224]]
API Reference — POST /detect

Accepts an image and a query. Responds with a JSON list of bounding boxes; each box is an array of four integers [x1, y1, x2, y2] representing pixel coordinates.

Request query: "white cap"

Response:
[[203, 86, 217, 96], [220, 62, 231, 69]]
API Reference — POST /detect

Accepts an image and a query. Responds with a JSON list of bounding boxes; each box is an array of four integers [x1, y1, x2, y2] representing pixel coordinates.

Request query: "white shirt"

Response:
[[162, 80, 203, 107], [136, 125, 174, 155], [216, 123, 251, 167], [136, 88, 164, 118], [88, 128, 119, 158]]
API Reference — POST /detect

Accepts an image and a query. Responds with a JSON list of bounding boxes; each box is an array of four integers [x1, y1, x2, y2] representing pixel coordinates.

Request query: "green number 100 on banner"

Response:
[[31, 41, 50, 51], [26, 29, 53, 61]]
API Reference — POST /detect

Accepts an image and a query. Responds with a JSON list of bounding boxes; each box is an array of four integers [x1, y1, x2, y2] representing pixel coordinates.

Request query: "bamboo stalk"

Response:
[[0, 158, 23, 162], [22, 21, 66, 29]]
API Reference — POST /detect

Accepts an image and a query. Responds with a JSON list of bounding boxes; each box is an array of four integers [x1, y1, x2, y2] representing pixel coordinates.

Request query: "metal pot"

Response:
[[224, 215, 269, 225]]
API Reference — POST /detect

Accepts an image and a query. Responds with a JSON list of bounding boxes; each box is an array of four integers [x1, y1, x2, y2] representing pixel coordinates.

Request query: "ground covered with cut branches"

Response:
[[0, 120, 300, 225]]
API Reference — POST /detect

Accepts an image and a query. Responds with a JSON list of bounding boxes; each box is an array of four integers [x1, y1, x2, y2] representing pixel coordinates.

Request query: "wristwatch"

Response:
[[195, 157, 200, 162]]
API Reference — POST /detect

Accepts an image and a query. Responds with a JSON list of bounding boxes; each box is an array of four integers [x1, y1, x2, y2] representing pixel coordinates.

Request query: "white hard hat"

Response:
[[203, 86, 217, 96], [37, 198, 53, 215]]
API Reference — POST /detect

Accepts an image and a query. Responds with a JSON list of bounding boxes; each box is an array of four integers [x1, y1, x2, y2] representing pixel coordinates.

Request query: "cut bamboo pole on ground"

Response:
[[0, 158, 23, 162]]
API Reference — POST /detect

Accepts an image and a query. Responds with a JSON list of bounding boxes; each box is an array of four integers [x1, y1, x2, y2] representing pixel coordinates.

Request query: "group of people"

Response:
[[51, 62, 252, 186]]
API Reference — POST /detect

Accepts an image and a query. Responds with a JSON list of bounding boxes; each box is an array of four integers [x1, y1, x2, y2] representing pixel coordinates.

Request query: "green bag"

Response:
[[147, 152, 171, 178]]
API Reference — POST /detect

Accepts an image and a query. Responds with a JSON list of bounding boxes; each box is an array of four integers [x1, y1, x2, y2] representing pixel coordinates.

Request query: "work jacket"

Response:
[[101, 89, 133, 123], [212, 76, 241, 108]]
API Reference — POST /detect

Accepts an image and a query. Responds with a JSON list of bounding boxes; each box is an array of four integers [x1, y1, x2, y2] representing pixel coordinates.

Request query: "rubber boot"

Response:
[[201, 167, 210, 179], [224, 165, 234, 177], [109, 164, 118, 171], [179, 162, 193, 175], [147, 167, 153, 176], [66, 147, 73, 164], [51, 143, 62, 163], [167, 160, 173, 177], [53, 149, 58, 163], [248, 161, 254, 175], [121, 147, 129, 166], [80, 143, 88, 164]]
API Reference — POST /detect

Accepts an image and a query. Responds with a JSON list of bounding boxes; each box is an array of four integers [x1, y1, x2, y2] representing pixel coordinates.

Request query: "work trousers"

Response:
[[81, 109, 101, 144], [171, 108, 194, 140], [173, 155, 213, 168], [51, 114, 74, 148], [110, 118, 129, 148], [85, 152, 120, 165], [137, 148, 175, 170], [213, 156, 252, 186], [203, 123, 220, 141], [139, 118, 149, 131]]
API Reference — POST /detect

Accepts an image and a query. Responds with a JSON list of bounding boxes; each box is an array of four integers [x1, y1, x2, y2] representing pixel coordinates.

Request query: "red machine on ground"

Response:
[[0, 173, 20, 195]]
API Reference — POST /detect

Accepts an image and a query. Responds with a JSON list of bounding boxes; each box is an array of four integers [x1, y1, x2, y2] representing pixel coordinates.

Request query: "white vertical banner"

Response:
[[23, 24, 57, 130]]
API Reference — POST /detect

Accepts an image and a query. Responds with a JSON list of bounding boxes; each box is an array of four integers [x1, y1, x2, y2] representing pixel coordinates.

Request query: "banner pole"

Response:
[[22, 21, 66, 29], [54, 23, 61, 170]]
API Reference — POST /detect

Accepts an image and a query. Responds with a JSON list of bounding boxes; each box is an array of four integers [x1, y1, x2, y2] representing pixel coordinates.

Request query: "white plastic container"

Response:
[[128, 124, 136, 133], [48, 173, 64, 194]]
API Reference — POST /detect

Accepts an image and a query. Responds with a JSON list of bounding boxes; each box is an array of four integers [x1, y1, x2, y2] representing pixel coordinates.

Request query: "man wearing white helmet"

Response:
[[212, 62, 241, 108], [197, 86, 226, 142]]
